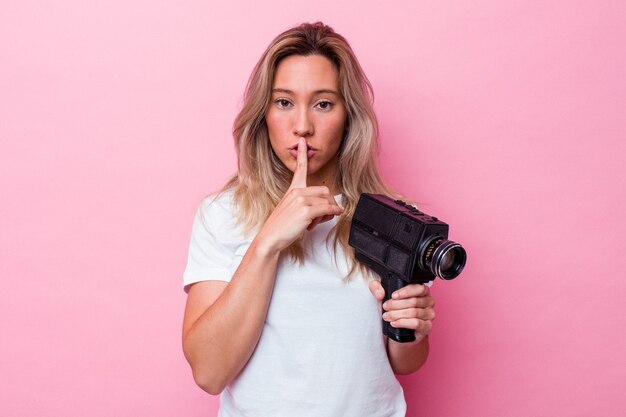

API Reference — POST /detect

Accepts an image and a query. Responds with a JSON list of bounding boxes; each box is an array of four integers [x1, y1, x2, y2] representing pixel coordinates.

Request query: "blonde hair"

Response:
[[217, 21, 400, 279]]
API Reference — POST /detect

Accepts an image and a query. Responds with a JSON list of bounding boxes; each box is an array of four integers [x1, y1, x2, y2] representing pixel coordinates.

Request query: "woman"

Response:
[[182, 22, 436, 416]]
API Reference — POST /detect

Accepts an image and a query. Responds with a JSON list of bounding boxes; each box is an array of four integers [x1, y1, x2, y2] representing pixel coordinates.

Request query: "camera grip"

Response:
[[381, 275, 416, 343]]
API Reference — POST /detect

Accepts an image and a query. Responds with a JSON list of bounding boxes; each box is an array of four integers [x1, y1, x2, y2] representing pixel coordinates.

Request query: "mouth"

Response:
[[289, 145, 317, 159], [289, 143, 317, 151]]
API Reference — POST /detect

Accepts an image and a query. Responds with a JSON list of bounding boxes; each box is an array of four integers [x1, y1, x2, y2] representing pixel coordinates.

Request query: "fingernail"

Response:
[[392, 292, 399, 299], [382, 302, 388, 310]]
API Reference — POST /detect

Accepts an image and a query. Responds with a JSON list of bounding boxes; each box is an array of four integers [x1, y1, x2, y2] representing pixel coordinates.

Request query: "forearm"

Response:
[[386, 335, 429, 375], [183, 238, 280, 394]]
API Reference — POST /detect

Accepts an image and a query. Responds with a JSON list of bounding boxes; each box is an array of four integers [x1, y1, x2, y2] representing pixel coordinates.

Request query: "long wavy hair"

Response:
[[217, 21, 400, 280]]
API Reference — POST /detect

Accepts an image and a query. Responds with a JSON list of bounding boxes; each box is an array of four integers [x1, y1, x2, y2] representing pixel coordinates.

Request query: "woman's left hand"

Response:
[[369, 281, 436, 343]]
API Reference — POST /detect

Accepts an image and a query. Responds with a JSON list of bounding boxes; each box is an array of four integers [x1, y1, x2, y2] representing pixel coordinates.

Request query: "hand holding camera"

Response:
[[349, 193, 466, 343], [369, 281, 436, 344]]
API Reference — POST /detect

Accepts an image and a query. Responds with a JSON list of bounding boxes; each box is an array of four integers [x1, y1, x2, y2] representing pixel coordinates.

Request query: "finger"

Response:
[[291, 195, 338, 208], [298, 197, 344, 213], [382, 296, 435, 311], [307, 211, 339, 231], [390, 318, 432, 343], [289, 138, 308, 190], [304, 204, 345, 223], [382, 307, 436, 322], [390, 284, 429, 300], [307, 217, 322, 230], [318, 214, 334, 224], [295, 185, 342, 209], [368, 280, 385, 301], [390, 318, 433, 335], [291, 186, 334, 196], [289, 196, 345, 230]]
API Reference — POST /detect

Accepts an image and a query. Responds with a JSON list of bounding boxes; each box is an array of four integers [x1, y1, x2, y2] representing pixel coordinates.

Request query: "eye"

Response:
[[315, 100, 333, 111], [274, 98, 292, 109]]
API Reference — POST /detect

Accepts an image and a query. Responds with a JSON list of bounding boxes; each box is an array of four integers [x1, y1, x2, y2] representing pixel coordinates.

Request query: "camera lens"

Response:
[[422, 237, 467, 280], [440, 250, 457, 272]]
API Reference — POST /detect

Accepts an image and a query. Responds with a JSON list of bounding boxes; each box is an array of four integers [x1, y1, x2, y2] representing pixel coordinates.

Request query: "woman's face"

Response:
[[265, 54, 347, 191]]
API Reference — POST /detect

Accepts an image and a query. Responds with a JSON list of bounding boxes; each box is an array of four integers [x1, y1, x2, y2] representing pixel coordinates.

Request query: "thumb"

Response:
[[368, 280, 385, 302]]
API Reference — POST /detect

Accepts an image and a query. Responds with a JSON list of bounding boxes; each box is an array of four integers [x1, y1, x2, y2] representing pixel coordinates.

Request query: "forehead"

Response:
[[272, 54, 339, 90]]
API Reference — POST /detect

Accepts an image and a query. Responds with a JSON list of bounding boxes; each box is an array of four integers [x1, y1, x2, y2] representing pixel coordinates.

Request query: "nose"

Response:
[[292, 107, 314, 137]]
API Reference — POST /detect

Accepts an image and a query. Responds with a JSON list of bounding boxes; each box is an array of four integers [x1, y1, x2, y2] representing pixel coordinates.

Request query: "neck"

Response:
[[306, 168, 340, 196], [308, 155, 342, 194]]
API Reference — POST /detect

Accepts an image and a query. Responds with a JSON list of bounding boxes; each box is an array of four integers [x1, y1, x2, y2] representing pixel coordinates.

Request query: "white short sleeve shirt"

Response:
[[184, 190, 406, 417]]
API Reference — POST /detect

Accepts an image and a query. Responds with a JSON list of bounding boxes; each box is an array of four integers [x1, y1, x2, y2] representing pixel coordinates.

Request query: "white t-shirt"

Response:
[[183, 189, 406, 417]]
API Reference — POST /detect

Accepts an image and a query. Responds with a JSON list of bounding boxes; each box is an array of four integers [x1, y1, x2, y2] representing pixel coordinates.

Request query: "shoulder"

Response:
[[198, 188, 237, 221], [194, 188, 254, 242], [184, 188, 248, 290]]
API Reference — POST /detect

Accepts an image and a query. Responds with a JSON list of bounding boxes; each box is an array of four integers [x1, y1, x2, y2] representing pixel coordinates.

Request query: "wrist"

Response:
[[388, 333, 429, 347], [251, 235, 281, 259]]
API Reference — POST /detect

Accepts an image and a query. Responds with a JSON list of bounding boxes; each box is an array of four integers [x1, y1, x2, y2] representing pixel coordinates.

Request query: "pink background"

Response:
[[1, 1, 624, 416]]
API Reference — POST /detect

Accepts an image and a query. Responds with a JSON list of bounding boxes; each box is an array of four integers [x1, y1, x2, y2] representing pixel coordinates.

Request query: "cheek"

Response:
[[265, 111, 289, 140], [321, 115, 346, 143], [265, 114, 290, 161]]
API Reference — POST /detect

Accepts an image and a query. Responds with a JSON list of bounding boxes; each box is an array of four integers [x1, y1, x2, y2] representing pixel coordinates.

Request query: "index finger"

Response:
[[289, 138, 307, 190], [392, 284, 430, 299]]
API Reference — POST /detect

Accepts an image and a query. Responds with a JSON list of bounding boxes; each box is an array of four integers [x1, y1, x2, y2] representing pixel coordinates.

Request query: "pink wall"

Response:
[[1, 1, 624, 416]]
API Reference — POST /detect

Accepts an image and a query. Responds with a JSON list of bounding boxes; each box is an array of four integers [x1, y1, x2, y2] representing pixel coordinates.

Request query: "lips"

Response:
[[289, 143, 317, 151], [289, 148, 317, 158], [288, 142, 318, 159]]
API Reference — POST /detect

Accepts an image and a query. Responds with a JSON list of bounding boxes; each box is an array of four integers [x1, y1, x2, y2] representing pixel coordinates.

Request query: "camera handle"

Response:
[[381, 273, 416, 343], [355, 252, 416, 343]]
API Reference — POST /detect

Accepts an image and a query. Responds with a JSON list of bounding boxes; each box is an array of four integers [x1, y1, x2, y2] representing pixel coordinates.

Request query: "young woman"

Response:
[[182, 22, 436, 416]]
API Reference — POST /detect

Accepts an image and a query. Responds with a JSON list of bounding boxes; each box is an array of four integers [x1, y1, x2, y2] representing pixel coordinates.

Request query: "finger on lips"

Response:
[[291, 139, 345, 231], [289, 138, 308, 190], [289, 138, 343, 206]]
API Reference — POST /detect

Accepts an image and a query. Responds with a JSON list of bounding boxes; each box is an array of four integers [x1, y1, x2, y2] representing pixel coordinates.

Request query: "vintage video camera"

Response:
[[349, 193, 467, 343]]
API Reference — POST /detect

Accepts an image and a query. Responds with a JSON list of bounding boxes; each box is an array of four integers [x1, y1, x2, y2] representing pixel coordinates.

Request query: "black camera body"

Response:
[[349, 193, 466, 343]]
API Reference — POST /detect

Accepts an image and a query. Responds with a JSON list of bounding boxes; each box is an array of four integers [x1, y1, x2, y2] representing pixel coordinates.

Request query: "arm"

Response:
[[369, 282, 435, 375], [386, 333, 429, 375], [182, 139, 345, 394], [182, 238, 280, 394]]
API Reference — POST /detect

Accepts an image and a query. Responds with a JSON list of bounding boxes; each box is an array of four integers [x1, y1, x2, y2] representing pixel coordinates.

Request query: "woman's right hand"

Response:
[[255, 137, 345, 254]]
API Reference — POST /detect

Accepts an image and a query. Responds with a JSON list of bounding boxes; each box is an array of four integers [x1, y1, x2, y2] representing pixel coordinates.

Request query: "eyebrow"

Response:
[[272, 88, 341, 96]]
